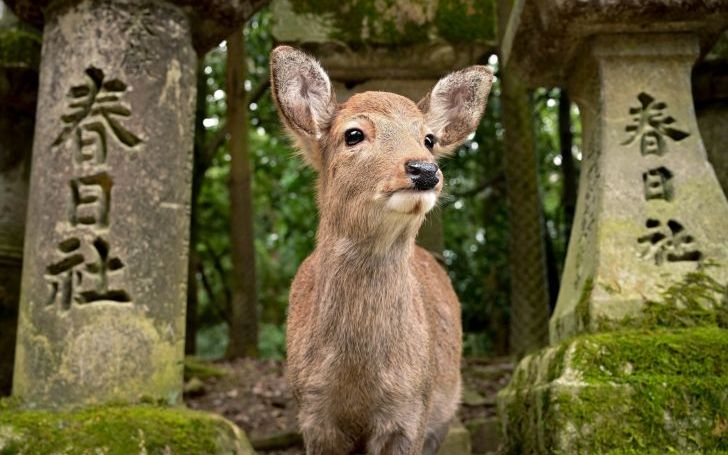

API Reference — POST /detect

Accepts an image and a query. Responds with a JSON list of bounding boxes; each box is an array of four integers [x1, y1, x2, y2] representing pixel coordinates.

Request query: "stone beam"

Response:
[[500, 0, 728, 87], [5, 0, 267, 53], [271, 0, 497, 80]]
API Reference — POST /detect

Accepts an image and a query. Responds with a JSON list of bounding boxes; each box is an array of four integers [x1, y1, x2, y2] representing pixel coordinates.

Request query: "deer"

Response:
[[270, 46, 493, 455]]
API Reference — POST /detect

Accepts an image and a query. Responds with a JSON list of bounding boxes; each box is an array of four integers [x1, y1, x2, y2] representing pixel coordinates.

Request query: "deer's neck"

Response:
[[312, 220, 423, 348]]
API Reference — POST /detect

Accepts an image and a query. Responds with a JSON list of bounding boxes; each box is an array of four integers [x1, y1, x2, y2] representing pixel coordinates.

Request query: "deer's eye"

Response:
[[345, 128, 365, 146], [424, 134, 435, 151]]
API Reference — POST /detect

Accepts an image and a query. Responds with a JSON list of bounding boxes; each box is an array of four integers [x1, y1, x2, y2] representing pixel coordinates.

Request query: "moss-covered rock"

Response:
[[0, 402, 255, 454], [498, 327, 728, 454]]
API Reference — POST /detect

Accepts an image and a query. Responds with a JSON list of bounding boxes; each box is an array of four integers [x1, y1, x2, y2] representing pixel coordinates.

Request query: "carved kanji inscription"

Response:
[[643, 166, 674, 201], [45, 236, 130, 310], [623, 92, 689, 156], [53, 67, 141, 165], [46, 67, 140, 310], [637, 218, 702, 265]]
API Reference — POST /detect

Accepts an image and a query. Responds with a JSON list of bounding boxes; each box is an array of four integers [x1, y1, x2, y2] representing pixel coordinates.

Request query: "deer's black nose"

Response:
[[405, 161, 439, 191]]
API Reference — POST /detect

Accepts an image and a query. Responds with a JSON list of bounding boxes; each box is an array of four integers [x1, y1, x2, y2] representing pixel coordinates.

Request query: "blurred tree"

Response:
[[500, 68, 551, 358], [226, 27, 259, 358]]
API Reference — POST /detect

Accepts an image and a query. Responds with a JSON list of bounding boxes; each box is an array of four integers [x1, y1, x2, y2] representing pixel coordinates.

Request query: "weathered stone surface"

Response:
[[550, 34, 728, 342], [696, 103, 728, 197], [5, 0, 267, 53], [271, 0, 495, 80], [13, 0, 196, 407], [466, 416, 501, 454], [694, 33, 728, 197], [497, 327, 728, 454], [437, 422, 472, 455], [0, 403, 256, 454], [0, 5, 39, 397], [500, 0, 728, 87]]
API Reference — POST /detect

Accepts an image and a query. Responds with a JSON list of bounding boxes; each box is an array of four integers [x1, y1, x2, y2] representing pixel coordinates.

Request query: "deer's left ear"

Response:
[[418, 66, 493, 155]]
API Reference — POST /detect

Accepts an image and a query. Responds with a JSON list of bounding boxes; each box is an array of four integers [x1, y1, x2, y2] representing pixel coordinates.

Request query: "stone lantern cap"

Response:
[[5, 0, 267, 53], [271, 0, 497, 80], [500, 0, 728, 87]]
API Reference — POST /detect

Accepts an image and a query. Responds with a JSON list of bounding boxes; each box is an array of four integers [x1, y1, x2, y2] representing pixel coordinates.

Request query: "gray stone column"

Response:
[[12, 0, 196, 407], [0, 3, 39, 396], [551, 34, 728, 342]]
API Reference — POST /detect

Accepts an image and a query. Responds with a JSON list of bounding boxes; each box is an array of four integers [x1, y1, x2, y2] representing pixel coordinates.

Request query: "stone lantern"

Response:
[[4, 0, 263, 408], [497, 1, 728, 452]]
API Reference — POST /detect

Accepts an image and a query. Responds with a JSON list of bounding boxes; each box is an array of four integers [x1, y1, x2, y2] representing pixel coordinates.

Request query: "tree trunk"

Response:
[[500, 68, 551, 358], [225, 27, 258, 358], [185, 61, 208, 355]]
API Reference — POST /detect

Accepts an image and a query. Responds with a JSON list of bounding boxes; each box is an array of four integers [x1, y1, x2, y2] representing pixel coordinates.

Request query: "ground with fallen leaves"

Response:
[[185, 357, 512, 454]]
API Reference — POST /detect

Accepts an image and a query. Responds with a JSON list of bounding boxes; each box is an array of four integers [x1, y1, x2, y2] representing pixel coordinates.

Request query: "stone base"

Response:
[[438, 422, 472, 455], [0, 403, 254, 454], [497, 327, 728, 454]]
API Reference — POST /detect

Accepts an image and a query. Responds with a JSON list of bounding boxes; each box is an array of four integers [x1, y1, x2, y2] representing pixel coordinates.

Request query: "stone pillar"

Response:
[[0, 4, 39, 396], [11, 0, 196, 407], [497, 1, 728, 452], [6, 0, 266, 411], [551, 34, 728, 341]]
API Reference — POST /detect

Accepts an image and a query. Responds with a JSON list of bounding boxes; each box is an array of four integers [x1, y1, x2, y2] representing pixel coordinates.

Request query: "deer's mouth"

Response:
[[384, 188, 438, 215]]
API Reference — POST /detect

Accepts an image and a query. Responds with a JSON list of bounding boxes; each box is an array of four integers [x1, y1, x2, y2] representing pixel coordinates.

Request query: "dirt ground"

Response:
[[186, 357, 512, 454]]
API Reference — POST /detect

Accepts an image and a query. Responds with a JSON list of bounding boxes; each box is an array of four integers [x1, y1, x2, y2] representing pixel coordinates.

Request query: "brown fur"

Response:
[[270, 46, 493, 455]]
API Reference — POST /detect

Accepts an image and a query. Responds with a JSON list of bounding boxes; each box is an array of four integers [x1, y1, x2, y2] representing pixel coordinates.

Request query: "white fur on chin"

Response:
[[385, 190, 438, 214]]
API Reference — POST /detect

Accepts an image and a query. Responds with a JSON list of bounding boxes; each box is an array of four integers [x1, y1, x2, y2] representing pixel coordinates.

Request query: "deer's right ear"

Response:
[[270, 46, 336, 170]]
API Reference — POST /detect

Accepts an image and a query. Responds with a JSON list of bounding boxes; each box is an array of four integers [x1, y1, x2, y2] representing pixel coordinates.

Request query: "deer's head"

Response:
[[271, 46, 493, 251]]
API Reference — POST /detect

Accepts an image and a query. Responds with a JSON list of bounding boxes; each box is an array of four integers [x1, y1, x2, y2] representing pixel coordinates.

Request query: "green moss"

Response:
[[184, 356, 227, 381], [290, 0, 426, 46], [434, 0, 495, 43], [591, 266, 728, 333], [499, 327, 728, 454], [288, 0, 494, 45], [642, 267, 727, 329], [0, 402, 253, 454], [575, 276, 594, 330], [0, 27, 41, 70]]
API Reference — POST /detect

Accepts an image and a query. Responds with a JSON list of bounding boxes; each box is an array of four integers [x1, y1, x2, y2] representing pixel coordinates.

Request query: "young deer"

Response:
[[270, 46, 493, 455]]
